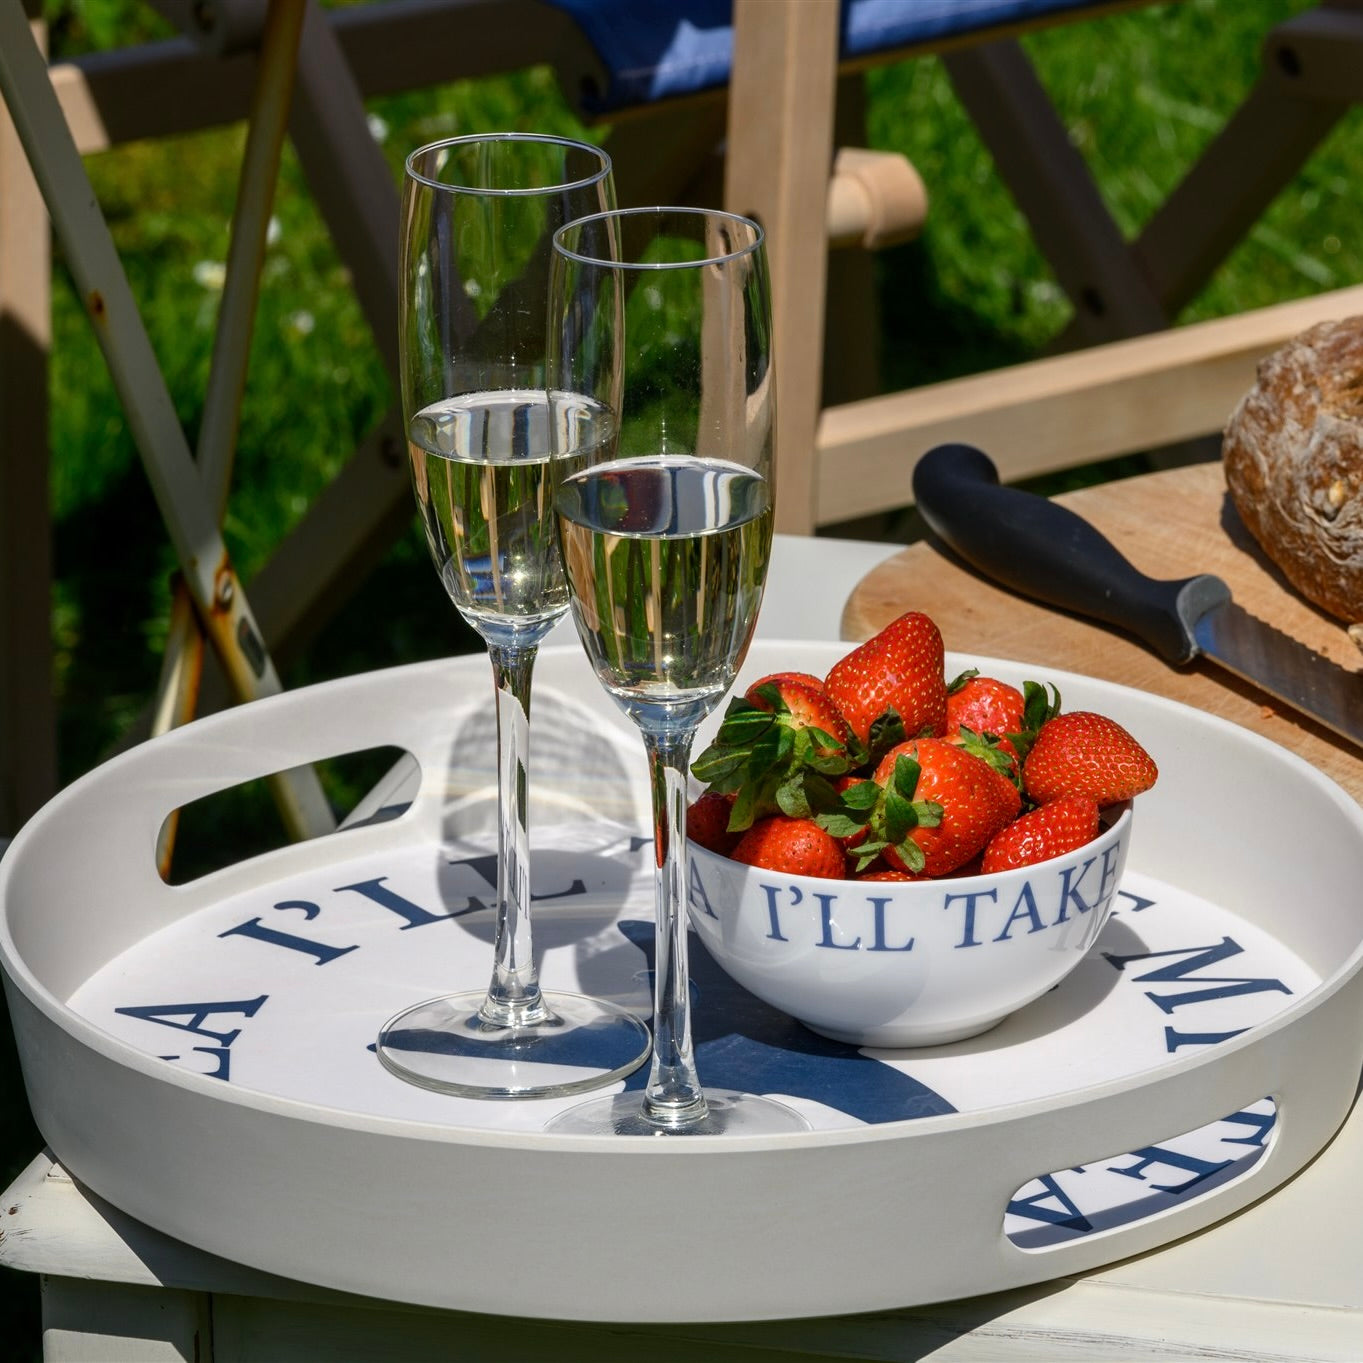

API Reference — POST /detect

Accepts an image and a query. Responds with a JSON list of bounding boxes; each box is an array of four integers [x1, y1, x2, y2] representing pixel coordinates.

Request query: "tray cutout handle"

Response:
[[157, 744, 415, 885], [1004, 1095, 1278, 1251]]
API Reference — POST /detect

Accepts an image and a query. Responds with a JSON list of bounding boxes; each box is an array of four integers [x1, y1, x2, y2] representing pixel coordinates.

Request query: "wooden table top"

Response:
[[841, 460, 1363, 803]]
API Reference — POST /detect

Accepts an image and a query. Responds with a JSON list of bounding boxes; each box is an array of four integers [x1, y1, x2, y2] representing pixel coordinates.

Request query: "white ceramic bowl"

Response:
[[687, 806, 1133, 1047]]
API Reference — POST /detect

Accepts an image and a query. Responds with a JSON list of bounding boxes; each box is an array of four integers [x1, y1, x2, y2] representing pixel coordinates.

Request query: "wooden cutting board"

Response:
[[841, 461, 1363, 803]]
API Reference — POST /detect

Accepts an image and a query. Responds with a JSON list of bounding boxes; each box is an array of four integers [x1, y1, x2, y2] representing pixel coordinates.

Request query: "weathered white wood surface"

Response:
[[6, 1140, 1363, 1362]]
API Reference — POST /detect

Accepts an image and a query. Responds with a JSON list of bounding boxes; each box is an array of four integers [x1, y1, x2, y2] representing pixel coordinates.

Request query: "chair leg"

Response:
[[0, 0, 334, 839], [944, 38, 1169, 347], [1124, 86, 1346, 324], [0, 0, 56, 834]]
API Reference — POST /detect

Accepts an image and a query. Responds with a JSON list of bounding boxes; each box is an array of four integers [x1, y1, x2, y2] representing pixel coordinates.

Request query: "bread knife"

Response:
[[911, 443, 1363, 750]]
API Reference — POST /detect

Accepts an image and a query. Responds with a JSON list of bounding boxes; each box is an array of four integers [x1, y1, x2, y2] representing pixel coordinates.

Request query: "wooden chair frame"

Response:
[[4, 0, 1363, 837], [721, 0, 1363, 532]]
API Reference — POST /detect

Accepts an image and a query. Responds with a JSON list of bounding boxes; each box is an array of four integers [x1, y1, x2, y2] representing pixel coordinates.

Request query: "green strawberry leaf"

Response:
[[883, 787, 918, 843], [816, 811, 869, 839], [953, 724, 1020, 785], [730, 781, 761, 832], [852, 841, 890, 872], [803, 771, 844, 812], [891, 836, 926, 874], [915, 799, 944, 829], [890, 754, 922, 800], [946, 668, 979, 694], [775, 773, 813, 819], [865, 709, 907, 765], [690, 748, 748, 786], [841, 778, 882, 811], [1007, 680, 1062, 765], [748, 682, 788, 713]]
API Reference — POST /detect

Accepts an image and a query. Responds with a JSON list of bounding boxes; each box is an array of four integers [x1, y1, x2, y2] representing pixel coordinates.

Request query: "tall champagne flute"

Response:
[[544, 208, 810, 1135], [377, 134, 651, 1099]]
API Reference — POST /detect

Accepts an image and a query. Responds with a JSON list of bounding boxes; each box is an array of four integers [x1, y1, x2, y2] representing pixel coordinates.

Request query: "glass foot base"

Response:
[[544, 1088, 811, 1136], [376, 991, 651, 1099]]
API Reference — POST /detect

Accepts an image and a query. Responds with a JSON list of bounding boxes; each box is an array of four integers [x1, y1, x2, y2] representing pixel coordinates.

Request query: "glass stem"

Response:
[[641, 727, 707, 1128], [479, 643, 551, 1028]]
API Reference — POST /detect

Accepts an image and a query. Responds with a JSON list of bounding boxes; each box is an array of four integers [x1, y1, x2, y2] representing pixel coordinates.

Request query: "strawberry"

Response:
[[687, 791, 740, 855], [946, 672, 1025, 752], [692, 679, 857, 835], [747, 671, 827, 694], [1023, 711, 1158, 806], [732, 816, 847, 879], [818, 737, 1019, 876], [745, 676, 852, 749], [824, 612, 948, 747], [877, 740, 1020, 875], [981, 795, 1101, 874], [856, 866, 923, 882], [946, 672, 1061, 779]]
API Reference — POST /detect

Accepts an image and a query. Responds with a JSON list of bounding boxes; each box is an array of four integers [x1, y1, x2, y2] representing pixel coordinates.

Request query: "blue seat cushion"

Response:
[[548, 0, 1121, 112]]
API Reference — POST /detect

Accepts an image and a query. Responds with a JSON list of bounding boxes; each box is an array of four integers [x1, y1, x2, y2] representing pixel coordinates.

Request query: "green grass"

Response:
[[46, 0, 1363, 782], [3, 0, 1361, 1349]]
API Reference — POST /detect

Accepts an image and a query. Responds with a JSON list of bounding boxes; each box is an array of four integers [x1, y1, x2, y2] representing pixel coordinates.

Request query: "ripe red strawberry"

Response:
[[824, 611, 947, 746], [687, 791, 740, 855], [732, 816, 847, 879], [981, 795, 1101, 874], [1023, 711, 1158, 806], [748, 671, 827, 694], [873, 737, 1020, 876], [745, 676, 852, 748], [856, 866, 923, 882], [946, 673, 1025, 756]]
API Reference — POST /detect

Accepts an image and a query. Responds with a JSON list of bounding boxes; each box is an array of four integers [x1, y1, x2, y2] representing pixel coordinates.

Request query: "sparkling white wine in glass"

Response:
[[410, 390, 609, 630], [544, 206, 809, 1136], [377, 133, 650, 1100], [557, 457, 772, 725]]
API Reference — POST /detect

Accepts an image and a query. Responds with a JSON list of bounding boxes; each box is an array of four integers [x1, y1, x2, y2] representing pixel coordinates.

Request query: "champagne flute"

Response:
[[544, 207, 810, 1135], [377, 134, 651, 1099]]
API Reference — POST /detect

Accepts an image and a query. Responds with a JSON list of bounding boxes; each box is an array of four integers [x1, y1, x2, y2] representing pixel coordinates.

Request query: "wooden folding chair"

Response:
[[714, 0, 1363, 531], [540, 0, 1363, 530], [6, 0, 1363, 839]]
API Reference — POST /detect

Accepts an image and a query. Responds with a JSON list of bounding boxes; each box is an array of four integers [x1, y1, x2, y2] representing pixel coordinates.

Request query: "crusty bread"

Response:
[[1222, 316, 1363, 624]]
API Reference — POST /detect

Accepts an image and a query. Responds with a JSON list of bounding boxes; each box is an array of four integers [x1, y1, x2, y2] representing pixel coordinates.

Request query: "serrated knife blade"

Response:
[[911, 443, 1363, 750]]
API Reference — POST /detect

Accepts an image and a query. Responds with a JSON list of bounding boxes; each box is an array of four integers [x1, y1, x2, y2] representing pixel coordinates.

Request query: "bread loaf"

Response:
[[1222, 316, 1363, 625]]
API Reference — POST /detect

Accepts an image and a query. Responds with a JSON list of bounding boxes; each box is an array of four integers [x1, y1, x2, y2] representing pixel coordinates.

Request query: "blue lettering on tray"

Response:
[[1005, 1174, 1095, 1234], [114, 995, 268, 1083], [220, 902, 359, 964], [1005, 890, 1290, 1245], [218, 856, 597, 964], [334, 875, 460, 928], [1106, 1144, 1235, 1195], [1112, 887, 1157, 915], [447, 853, 587, 903], [1220, 1106, 1276, 1149], [1163, 1025, 1250, 1051], [1103, 936, 1292, 1015]]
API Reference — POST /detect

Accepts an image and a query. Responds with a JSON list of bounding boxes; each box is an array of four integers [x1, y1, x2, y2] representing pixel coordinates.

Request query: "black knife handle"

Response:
[[911, 444, 1211, 666]]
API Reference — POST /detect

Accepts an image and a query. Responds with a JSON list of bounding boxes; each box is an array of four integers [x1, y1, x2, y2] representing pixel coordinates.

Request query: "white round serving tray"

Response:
[[3, 640, 1363, 1323]]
